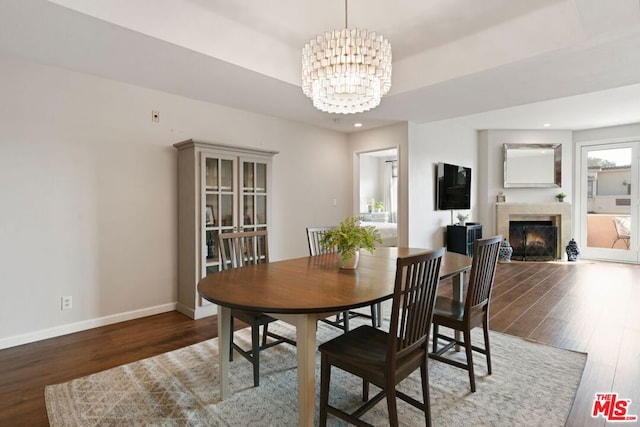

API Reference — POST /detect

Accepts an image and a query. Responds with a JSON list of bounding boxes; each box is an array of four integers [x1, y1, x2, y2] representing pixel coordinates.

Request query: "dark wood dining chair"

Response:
[[429, 235, 502, 392], [306, 227, 381, 332], [318, 248, 445, 427], [217, 230, 295, 387]]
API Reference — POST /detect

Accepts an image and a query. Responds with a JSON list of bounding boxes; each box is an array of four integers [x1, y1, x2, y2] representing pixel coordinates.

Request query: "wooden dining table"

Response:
[[197, 247, 472, 427]]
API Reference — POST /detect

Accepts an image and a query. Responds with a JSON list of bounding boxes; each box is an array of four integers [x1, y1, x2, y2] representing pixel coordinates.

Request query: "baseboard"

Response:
[[0, 302, 177, 350], [176, 302, 217, 320]]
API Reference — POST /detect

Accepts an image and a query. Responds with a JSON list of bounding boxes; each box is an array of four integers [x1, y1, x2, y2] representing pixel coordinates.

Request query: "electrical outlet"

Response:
[[151, 110, 160, 122], [61, 296, 72, 311]]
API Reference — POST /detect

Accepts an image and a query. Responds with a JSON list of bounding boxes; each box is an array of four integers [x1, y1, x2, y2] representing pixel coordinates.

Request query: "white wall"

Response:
[[477, 129, 573, 235], [0, 54, 350, 348], [573, 123, 640, 144], [407, 121, 478, 249], [597, 169, 631, 196]]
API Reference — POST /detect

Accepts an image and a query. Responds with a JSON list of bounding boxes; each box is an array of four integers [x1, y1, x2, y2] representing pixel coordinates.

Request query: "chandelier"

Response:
[[301, 0, 392, 114]]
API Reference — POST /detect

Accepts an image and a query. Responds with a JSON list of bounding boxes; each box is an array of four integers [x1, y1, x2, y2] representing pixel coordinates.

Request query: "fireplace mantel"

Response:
[[496, 202, 572, 260]]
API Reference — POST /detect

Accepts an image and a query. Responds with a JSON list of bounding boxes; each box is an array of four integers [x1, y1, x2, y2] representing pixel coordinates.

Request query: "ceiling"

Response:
[[1, 0, 640, 133]]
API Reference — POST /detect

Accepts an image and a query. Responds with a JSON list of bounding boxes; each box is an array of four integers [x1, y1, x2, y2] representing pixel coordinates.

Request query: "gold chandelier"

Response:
[[301, 0, 392, 114]]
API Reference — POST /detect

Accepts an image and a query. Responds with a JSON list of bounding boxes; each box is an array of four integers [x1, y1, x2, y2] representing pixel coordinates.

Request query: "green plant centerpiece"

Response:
[[320, 216, 382, 269], [373, 201, 384, 212], [556, 192, 566, 202]]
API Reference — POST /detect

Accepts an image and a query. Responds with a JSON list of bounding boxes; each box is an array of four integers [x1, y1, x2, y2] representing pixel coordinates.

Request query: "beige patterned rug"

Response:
[[45, 319, 586, 426]]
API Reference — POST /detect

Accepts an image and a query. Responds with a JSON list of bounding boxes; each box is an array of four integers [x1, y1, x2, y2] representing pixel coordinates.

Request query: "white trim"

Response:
[[176, 302, 218, 320], [0, 303, 177, 350]]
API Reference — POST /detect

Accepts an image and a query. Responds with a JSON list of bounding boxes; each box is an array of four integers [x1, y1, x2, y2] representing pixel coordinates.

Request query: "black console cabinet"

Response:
[[446, 223, 483, 256]]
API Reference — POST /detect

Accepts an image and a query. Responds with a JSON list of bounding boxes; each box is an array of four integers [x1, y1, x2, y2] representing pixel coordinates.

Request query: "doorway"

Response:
[[577, 141, 639, 263], [359, 148, 398, 247]]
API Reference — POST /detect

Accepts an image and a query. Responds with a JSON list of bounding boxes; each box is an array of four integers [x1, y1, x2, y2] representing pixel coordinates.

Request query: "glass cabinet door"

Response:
[[240, 159, 269, 232], [205, 158, 218, 189], [201, 154, 269, 275], [202, 154, 237, 276]]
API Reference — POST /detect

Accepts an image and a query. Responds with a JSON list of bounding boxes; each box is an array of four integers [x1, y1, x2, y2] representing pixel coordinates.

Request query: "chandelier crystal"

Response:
[[301, 2, 392, 114]]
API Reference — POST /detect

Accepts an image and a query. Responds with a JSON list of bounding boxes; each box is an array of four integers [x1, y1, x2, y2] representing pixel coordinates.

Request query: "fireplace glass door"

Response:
[[509, 221, 558, 261]]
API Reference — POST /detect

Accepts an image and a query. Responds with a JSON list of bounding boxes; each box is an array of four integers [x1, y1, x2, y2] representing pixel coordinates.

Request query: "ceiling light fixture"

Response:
[[354, 122, 363, 127], [301, 0, 392, 114]]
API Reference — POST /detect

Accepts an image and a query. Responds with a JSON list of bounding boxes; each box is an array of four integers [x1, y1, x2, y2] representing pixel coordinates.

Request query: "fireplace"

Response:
[[496, 203, 571, 260], [509, 221, 558, 261]]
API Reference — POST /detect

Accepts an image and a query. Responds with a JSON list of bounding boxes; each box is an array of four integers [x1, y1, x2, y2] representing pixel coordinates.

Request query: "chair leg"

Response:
[[371, 303, 382, 327], [483, 316, 492, 375], [385, 377, 399, 427], [342, 311, 350, 333], [251, 323, 260, 387], [362, 380, 369, 401], [319, 354, 330, 427], [420, 362, 432, 427], [432, 323, 439, 353], [464, 328, 476, 392], [261, 323, 269, 347], [370, 304, 377, 328]]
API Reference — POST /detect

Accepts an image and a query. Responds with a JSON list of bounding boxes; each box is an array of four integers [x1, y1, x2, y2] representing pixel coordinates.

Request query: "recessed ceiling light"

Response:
[[543, 123, 551, 127], [354, 123, 363, 128]]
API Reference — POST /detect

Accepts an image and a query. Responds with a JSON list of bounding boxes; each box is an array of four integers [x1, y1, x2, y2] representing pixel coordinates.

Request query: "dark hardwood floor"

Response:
[[1, 261, 638, 426], [488, 261, 640, 427]]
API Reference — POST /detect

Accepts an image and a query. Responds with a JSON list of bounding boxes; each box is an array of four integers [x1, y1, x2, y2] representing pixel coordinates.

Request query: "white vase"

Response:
[[339, 249, 360, 269]]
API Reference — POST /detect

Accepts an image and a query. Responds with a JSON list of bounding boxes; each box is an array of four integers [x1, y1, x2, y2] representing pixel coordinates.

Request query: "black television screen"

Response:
[[437, 162, 471, 210]]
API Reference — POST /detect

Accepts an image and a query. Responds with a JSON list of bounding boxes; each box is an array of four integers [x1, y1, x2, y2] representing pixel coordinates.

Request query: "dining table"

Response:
[[197, 247, 472, 427]]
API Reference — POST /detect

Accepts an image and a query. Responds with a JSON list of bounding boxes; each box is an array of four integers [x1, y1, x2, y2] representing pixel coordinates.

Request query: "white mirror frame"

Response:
[[503, 143, 561, 188]]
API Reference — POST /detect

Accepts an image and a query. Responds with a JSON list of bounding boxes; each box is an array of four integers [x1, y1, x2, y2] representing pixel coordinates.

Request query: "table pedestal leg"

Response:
[[295, 314, 317, 427], [218, 305, 231, 399]]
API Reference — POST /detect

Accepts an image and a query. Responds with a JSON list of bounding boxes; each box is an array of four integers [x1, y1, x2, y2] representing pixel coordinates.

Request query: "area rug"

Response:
[[45, 319, 586, 426]]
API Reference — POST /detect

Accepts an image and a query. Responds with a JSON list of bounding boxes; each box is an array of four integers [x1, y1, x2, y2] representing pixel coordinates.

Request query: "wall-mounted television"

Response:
[[437, 162, 471, 210]]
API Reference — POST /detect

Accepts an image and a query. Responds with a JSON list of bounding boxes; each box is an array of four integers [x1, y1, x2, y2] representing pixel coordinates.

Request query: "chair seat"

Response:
[[433, 297, 465, 322], [319, 325, 387, 366], [319, 326, 427, 388]]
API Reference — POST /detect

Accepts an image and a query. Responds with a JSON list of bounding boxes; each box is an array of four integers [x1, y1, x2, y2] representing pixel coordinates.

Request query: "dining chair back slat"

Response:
[[394, 253, 443, 358], [467, 238, 501, 311], [218, 230, 269, 270], [306, 227, 337, 256]]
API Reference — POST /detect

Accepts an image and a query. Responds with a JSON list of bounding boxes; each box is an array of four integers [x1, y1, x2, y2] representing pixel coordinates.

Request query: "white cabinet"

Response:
[[173, 139, 277, 319]]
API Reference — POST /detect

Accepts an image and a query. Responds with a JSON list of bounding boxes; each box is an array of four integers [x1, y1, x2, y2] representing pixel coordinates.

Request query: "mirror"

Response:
[[503, 143, 561, 188]]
